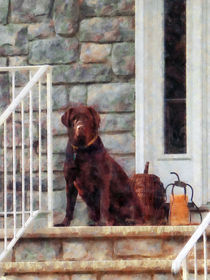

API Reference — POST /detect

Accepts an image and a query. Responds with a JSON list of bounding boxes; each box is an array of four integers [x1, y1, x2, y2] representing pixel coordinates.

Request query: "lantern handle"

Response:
[[170, 172, 180, 182]]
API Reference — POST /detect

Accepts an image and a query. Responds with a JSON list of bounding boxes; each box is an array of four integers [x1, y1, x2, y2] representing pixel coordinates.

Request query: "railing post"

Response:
[[193, 244, 197, 280], [29, 71, 33, 216], [182, 258, 189, 280], [203, 231, 207, 280], [21, 100, 25, 226], [3, 121, 7, 250], [47, 67, 53, 227], [12, 71, 16, 236], [38, 80, 42, 211]]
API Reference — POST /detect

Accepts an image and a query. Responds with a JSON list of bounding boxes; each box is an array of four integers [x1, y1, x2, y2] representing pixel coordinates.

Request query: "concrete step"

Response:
[[1, 259, 210, 279], [0, 226, 209, 279]]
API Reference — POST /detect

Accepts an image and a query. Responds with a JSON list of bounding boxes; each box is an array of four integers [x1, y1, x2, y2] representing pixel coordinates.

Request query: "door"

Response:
[[135, 0, 209, 206]]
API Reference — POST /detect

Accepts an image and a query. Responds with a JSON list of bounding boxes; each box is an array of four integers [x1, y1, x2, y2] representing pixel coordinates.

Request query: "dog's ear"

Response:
[[61, 108, 74, 127], [88, 106, 100, 129]]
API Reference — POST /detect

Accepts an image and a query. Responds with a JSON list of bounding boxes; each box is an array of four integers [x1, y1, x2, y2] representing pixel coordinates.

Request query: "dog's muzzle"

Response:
[[74, 121, 85, 137]]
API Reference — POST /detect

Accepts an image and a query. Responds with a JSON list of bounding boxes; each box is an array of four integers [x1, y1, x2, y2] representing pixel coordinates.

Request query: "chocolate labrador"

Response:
[[55, 105, 142, 226]]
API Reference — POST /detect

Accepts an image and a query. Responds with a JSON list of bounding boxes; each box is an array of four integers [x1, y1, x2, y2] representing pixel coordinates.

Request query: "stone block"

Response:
[[9, 56, 27, 66], [69, 85, 87, 105], [162, 238, 186, 259], [53, 189, 66, 210], [14, 239, 61, 262], [101, 275, 152, 280], [112, 42, 135, 75], [11, 0, 52, 23], [80, 0, 135, 17], [53, 64, 112, 84], [87, 83, 135, 112], [53, 136, 67, 153], [52, 85, 68, 110], [0, 24, 28, 56], [52, 111, 66, 136], [0, 73, 10, 114], [100, 113, 135, 132], [63, 239, 112, 261], [53, 172, 65, 190], [53, 154, 65, 171], [101, 133, 135, 154], [72, 275, 97, 280], [80, 43, 111, 63], [0, 57, 7, 66], [0, 0, 9, 24], [112, 155, 135, 176], [53, 0, 79, 36], [114, 238, 163, 257], [29, 37, 78, 65], [79, 17, 134, 42], [28, 21, 55, 40]]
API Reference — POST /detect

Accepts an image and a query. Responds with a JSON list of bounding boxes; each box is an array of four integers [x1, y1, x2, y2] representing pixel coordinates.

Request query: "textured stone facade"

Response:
[[1, 226, 207, 279], [0, 0, 135, 225]]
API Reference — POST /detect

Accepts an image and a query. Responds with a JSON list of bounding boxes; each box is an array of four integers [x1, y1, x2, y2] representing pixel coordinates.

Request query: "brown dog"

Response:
[[55, 105, 142, 226]]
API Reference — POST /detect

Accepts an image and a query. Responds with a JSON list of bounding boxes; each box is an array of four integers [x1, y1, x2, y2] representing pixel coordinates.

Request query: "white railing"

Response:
[[0, 65, 53, 261], [172, 211, 210, 279]]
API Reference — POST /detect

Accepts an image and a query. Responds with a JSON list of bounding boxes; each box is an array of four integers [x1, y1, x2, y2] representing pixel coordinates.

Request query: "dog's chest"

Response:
[[74, 158, 102, 194]]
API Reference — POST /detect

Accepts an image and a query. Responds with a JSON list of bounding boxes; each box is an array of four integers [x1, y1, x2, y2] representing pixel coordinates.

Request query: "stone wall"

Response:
[[0, 0, 135, 225]]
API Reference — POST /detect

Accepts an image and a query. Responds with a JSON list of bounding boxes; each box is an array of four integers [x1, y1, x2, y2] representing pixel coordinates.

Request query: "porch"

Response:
[[0, 225, 210, 279]]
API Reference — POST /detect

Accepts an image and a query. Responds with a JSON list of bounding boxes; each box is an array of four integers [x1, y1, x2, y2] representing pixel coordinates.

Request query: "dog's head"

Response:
[[61, 105, 100, 147]]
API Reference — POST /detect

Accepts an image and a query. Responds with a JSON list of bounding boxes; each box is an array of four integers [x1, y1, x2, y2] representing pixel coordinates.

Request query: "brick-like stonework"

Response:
[[0, 0, 9, 24], [0, 0, 135, 225], [80, 43, 111, 63]]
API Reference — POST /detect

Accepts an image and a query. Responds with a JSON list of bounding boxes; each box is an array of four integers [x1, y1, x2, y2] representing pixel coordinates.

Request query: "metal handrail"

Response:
[[0, 65, 53, 262], [0, 65, 49, 126], [172, 211, 210, 278]]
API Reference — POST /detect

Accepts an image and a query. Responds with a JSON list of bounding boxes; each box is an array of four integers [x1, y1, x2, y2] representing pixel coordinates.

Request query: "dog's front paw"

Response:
[[97, 219, 114, 226], [54, 217, 71, 227], [87, 220, 97, 226]]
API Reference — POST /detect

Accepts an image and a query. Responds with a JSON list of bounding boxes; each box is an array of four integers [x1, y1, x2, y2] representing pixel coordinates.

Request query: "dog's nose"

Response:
[[75, 123, 85, 136]]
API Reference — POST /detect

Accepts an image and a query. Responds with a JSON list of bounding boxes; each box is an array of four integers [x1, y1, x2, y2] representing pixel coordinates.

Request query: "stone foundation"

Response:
[[0, 226, 210, 279]]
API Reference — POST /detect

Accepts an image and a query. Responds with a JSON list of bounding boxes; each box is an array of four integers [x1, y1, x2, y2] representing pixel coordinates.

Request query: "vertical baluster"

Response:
[[193, 244, 197, 280], [12, 71, 16, 236], [47, 68, 53, 227], [182, 258, 189, 280], [38, 79, 42, 210], [4, 121, 7, 249], [21, 100, 25, 226], [203, 231, 207, 280], [29, 71, 33, 215]]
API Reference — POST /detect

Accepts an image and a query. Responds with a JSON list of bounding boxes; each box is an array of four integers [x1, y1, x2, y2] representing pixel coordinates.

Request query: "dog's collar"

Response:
[[71, 135, 98, 150]]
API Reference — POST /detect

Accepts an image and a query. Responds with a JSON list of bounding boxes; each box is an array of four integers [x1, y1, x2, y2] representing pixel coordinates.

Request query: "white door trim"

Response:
[[135, 0, 145, 173]]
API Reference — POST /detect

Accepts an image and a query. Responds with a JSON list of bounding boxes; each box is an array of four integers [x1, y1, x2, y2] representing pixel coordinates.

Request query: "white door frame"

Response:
[[135, 0, 209, 205]]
